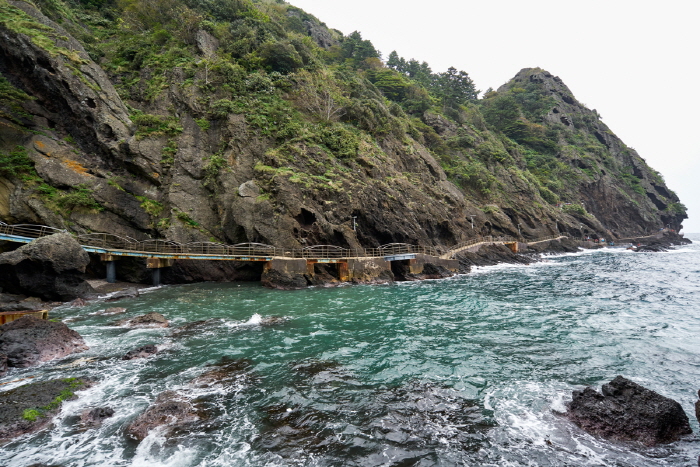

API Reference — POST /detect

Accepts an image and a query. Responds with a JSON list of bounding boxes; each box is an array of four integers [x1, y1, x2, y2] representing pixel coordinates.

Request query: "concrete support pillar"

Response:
[[338, 262, 349, 282], [505, 242, 518, 253], [146, 258, 173, 287], [106, 261, 116, 283], [152, 268, 161, 286], [101, 253, 119, 283]]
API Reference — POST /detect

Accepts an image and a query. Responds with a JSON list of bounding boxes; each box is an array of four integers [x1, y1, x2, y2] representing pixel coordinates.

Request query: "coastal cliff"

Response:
[[0, 0, 687, 282]]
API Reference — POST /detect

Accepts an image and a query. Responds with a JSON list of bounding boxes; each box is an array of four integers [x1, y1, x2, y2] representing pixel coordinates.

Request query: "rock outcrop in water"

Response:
[[0, 315, 88, 368], [116, 312, 168, 328], [0, 234, 94, 301], [121, 344, 158, 360], [0, 378, 88, 441], [80, 406, 115, 428], [565, 375, 692, 446], [125, 390, 200, 441]]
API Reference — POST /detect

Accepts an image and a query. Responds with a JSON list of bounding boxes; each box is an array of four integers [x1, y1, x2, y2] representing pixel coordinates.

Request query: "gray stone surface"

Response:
[[0, 316, 88, 368]]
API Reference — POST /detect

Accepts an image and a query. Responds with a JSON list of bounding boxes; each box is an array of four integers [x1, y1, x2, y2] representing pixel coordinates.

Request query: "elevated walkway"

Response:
[[0, 223, 569, 285]]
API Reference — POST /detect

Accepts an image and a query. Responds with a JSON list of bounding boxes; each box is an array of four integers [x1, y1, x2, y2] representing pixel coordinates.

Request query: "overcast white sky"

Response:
[[289, 0, 700, 233]]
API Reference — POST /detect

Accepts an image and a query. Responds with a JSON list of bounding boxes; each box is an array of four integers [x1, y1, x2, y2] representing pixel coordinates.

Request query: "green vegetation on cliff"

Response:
[[0, 0, 687, 248]]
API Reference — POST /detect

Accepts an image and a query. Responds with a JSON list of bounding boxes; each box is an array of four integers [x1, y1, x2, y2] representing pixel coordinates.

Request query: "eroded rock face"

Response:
[[125, 391, 200, 441], [0, 316, 88, 368], [565, 376, 692, 446], [0, 233, 94, 301]]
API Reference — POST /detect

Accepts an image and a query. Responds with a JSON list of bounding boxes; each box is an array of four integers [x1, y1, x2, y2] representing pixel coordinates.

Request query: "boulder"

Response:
[[125, 390, 200, 441], [0, 316, 88, 368], [122, 344, 158, 360], [116, 312, 168, 328], [80, 406, 115, 427], [0, 353, 6, 377], [0, 233, 94, 301], [565, 376, 692, 445]]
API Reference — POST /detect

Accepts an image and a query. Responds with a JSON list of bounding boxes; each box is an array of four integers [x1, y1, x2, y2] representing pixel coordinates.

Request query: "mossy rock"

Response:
[[0, 378, 88, 441]]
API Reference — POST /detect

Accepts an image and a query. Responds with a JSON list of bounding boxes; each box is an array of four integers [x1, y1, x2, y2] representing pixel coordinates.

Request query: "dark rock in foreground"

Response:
[[0, 316, 88, 368], [0, 233, 95, 301], [125, 390, 200, 441], [565, 375, 692, 445], [0, 378, 88, 441], [122, 344, 158, 360]]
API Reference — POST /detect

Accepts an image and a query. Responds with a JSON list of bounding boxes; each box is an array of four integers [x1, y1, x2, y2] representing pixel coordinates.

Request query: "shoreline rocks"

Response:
[[0, 316, 88, 369], [565, 375, 692, 446]]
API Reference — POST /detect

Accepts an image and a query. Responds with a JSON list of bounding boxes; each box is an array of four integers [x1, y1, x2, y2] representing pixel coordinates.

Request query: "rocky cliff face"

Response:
[[0, 0, 687, 283]]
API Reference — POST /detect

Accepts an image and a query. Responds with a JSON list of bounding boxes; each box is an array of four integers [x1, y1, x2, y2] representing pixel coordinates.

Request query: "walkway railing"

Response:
[[0, 222, 568, 261]]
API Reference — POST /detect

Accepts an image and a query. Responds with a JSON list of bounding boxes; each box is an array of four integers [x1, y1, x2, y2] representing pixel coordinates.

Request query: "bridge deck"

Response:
[[1, 223, 568, 262]]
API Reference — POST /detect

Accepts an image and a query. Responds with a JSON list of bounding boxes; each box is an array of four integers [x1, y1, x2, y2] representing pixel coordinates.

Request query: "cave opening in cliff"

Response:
[[390, 260, 410, 281]]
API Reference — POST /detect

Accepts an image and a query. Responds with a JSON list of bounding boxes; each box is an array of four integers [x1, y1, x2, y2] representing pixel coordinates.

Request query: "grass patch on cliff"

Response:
[[0, 0, 85, 63], [0, 76, 35, 124], [36, 183, 103, 213], [136, 195, 164, 217], [132, 113, 183, 139], [175, 210, 200, 227], [0, 145, 34, 177]]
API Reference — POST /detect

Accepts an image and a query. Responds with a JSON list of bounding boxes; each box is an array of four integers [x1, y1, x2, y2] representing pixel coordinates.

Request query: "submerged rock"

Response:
[[0, 316, 88, 368], [116, 312, 168, 328], [190, 357, 256, 389], [565, 375, 692, 445], [106, 287, 140, 302], [170, 319, 219, 338], [122, 344, 158, 360], [0, 378, 88, 441], [0, 233, 95, 301], [80, 406, 115, 427], [125, 390, 200, 441], [99, 307, 127, 316]]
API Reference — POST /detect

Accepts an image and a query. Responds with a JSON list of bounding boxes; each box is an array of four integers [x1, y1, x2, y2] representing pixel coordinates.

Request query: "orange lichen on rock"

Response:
[[64, 159, 89, 175]]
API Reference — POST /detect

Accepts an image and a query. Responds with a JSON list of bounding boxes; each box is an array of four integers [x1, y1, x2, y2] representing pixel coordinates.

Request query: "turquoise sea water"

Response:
[[2, 235, 700, 466]]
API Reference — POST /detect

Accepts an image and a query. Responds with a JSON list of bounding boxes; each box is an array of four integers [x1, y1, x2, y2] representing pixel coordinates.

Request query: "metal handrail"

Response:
[[0, 223, 570, 260]]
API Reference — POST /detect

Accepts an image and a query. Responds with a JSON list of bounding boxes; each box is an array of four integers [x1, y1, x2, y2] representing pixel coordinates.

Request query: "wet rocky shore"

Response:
[[0, 230, 693, 449]]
